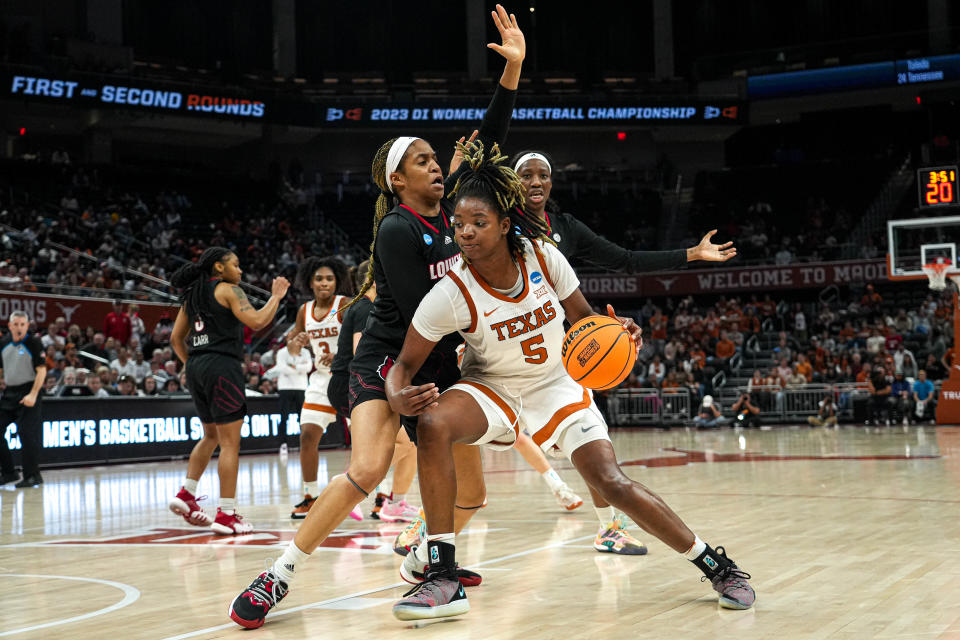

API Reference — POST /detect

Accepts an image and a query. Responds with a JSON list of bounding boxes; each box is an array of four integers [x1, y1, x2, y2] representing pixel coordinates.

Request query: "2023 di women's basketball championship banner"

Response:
[[578, 259, 888, 298]]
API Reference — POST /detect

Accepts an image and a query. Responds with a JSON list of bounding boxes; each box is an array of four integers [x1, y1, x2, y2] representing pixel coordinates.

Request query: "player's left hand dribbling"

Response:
[[606, 304, 643, 354], [394, 383, 440, 415]]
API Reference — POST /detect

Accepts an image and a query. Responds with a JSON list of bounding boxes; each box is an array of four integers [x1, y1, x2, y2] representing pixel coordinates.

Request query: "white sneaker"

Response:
[[552, 485, 583, 511]]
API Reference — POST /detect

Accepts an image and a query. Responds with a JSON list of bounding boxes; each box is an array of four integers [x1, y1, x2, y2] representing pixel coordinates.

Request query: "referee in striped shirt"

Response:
[[0, 311, 47, 487]]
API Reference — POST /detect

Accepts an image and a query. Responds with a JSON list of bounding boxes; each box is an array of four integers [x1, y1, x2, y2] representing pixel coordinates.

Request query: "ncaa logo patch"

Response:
[[530, 271, 543, 284], [423, 233, 433, 246]]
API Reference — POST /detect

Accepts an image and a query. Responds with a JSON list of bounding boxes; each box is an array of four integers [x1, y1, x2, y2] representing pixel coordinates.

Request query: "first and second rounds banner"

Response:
[[2, 71, 745, 127]]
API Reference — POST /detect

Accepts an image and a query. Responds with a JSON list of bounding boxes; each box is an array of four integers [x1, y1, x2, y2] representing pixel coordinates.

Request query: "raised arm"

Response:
[[446, 5, 524, 187], [385, 325, 441, 416], [217, 278, 290, 331], [565, 216, 735, 274]]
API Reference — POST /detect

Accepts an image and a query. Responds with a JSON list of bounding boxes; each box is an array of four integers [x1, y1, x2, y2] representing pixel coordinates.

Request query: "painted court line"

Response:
[[0, 574, 141, 637], [160, 533, 597, 640]]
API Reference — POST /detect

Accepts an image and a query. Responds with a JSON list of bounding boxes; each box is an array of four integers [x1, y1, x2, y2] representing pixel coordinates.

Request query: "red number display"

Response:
[[919, 166, 959, 208]]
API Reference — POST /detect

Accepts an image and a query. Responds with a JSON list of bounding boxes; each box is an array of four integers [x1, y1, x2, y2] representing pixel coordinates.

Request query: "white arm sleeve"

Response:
[[411, 277, 473, 342], [538, 241, 580, 300]]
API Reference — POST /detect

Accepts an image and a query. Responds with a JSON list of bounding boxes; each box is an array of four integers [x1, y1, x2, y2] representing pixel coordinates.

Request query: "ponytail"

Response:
[[169, 247, 233, 317]]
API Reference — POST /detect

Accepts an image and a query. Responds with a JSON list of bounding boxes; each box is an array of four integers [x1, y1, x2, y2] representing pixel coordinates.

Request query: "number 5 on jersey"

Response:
[[521, 334, 547, 364]]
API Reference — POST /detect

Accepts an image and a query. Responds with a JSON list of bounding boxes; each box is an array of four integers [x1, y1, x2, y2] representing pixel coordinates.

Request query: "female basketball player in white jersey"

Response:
[[288, 256, 353, 519], [386, 142, 754, 620], [227, 7, 524, 629]]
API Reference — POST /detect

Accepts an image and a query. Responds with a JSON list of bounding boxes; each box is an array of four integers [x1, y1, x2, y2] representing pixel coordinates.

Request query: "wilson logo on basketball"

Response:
[[561, 321, 596, 356], [576, 339, 600, 367]]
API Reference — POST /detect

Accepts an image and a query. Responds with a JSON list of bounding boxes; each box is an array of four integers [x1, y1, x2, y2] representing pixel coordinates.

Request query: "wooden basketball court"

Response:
[[3, 424, 960, 639]]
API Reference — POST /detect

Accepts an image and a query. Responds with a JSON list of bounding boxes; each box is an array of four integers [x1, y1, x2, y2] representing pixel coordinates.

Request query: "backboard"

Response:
[[887, 215, 960, 281]]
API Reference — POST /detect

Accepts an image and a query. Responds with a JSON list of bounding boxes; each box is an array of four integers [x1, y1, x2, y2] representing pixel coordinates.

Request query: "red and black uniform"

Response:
[[184, 278, 247, 424], [349, 83, 517, 426]]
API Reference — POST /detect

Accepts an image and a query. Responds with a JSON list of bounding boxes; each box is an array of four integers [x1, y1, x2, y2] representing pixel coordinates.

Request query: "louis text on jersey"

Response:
[[429, 254, 462, 280]]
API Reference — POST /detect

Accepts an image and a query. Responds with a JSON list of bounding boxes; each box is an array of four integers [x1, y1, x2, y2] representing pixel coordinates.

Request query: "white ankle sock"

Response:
[[273, 541, 310, 583], [683, 535, 706, 560], [392, 493, 405, 503], [415, 540, 429, 563], [219, 497, 236, 514], [594, 506, 616, 527], [541, 468, 565, 492], [304, 481, 320, 497], [183, 478, 199, 495]]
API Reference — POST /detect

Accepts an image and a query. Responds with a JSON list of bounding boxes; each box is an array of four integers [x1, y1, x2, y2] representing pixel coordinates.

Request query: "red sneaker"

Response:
[[211, 508, 254, 535], [169, 487, 213, 527]]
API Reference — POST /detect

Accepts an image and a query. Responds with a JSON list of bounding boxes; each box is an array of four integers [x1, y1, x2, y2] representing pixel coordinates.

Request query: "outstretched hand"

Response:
[[606, 304, 643, 355], [450, 130, 479, 175], [488, 4, 525, 63], [689, 230, 736, 262]]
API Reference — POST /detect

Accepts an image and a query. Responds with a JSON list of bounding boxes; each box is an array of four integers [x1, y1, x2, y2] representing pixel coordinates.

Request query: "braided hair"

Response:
[[345, 137, 403, 309], [169, 247, 234, 317], [450, 140, 553, 265], [295, 256, 353, 299]]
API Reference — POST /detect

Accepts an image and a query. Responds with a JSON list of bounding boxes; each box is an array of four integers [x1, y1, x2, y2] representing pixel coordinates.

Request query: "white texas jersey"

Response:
[[303, 296, 345, 370], [413, 239, 580, 389]]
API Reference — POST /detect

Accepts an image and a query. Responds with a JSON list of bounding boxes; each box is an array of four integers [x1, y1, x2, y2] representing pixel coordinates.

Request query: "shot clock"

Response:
[[918, 166, 959, 208]]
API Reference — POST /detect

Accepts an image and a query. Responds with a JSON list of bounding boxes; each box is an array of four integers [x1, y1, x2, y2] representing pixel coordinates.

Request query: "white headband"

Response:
[[385, 136, 420, 193], [514, 152, 551, 174]]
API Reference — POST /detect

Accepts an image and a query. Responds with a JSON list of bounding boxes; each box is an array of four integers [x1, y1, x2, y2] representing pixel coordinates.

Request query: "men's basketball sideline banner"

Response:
[[0, 290, 175, 331], [2, 396, 302, 467], [578, 259, 888, 299]]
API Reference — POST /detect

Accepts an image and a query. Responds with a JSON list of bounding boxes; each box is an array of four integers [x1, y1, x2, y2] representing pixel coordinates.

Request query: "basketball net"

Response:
[[922, 258, 952, 291]]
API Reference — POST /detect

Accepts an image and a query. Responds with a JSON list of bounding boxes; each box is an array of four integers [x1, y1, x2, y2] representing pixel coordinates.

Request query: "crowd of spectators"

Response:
[[613, 281, 953, 426], [0, 156, 362, 306], [18, 300, 292, 400]]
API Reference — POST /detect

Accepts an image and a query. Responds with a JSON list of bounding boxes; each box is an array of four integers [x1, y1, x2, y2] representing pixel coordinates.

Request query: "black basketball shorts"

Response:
[[347, 335, 460, 443], [327, 372, 350, 418], [185, 353, 247, 424]]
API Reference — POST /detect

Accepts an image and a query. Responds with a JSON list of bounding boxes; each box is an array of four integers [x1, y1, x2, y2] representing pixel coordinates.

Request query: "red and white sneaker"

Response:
[[211, 508, 254, 535], [169, 487, 213, 527]]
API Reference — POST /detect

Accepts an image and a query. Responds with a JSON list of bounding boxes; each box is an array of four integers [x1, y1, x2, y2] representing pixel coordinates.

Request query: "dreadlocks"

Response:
[[169, 247, 234, 318], [450, 140, 553, 264], [295, 256, 353, 299]]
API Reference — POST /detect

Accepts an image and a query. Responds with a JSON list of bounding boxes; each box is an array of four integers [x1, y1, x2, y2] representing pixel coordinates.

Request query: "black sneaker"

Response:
[[15, 473, 42, 488], [228, 570, 288, 629], [0, 472, 19, 485]]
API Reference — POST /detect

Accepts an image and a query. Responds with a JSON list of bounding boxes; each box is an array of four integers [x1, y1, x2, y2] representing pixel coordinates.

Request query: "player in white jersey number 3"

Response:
[[386, 141, 756, 620], [289, 257, 352, 519]]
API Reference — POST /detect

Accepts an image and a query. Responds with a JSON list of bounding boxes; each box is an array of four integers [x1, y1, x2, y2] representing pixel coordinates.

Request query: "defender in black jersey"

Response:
[[329, 260, 419, 522], [228, 6, 525, 629], [168, 247, 289, 536]]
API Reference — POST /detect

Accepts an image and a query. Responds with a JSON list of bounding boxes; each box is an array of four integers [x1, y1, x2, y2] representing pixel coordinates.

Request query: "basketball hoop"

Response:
[[923, 258, 952, 290]]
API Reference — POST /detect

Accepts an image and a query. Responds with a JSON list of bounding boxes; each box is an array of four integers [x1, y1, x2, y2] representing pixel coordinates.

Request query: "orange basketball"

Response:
[[561, 315, 637, 390]]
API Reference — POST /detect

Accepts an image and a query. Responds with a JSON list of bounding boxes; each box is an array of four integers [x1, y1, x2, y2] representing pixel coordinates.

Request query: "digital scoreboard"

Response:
[[918, 166, 959, 208]]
